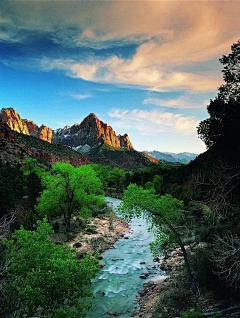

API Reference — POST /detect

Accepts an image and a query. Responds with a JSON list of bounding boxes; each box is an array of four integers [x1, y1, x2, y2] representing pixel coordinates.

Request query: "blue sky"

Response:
[[1, 1, 240, 153]]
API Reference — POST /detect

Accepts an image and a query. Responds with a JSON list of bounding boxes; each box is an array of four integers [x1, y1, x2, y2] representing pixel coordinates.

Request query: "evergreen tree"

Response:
[[198, 40, 240, 148]]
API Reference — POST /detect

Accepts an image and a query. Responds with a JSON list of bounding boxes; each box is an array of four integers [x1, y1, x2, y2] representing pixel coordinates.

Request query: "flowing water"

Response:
[[87, 197, 164, 318]]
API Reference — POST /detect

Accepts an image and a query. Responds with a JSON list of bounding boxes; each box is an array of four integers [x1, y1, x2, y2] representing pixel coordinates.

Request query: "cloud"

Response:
[[42, 55, 221, 92], [2, 1, 240, 92], [143, 95, 208, 109], [108, 108, 199, 135], [70, 93, 92, 100]]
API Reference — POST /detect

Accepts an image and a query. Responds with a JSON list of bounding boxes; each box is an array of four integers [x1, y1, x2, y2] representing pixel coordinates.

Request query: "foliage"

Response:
[[118, 184, 200, 294], [119, 184, 184, 224], [36, 162, 104, 231], [182, 311, 203, 318], [90, 164, 126, 195], [3, 218, 98, 318], [197, 40, 240, 148]]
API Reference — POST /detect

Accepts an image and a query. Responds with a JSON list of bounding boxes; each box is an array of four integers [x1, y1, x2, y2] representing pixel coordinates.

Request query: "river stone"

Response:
[[145, 280, 155, 287], [97, 290, 105, 296], [86, 227, 97, 234], [138, 289, 146, 296], [99, 262, 105, 268], [140, 261, 146, 264], [73, 242, 82, 248], [112, 258, 124, 262], [139, 273, 149, 279], [106, 311, 120, 316]]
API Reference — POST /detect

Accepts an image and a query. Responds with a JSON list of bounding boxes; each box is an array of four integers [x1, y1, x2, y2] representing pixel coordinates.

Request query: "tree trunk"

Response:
[[167, 222, 199, 295], [66, 215, 71, 232]]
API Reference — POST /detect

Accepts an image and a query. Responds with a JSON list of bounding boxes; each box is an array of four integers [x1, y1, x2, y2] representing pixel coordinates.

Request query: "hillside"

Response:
[[0, 120, 150, 170]]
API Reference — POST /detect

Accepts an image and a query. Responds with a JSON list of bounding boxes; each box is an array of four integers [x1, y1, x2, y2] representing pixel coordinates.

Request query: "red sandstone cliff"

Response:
[[0, 108, 54, 143], [54, 113, 134, 150]]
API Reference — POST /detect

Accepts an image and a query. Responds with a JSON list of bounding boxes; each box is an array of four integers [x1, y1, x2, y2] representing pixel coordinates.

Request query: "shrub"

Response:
[[3, 218, 98, 318]]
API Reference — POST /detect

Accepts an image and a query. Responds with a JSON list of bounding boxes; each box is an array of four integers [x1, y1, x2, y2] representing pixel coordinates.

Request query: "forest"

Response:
[[0, 40, 240, 318]]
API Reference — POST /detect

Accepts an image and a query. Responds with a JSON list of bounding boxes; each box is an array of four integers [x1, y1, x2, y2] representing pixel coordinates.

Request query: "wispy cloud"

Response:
[[41, 56, 221, 93], [143, 95, 208, 109], [108, 108, 199, 135], [70, 93, 92, 100]]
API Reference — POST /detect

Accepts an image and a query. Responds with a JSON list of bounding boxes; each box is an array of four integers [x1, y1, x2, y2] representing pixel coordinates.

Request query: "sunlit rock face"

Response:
[[0, 108, 30, 135], [38, 125, 54, 143], [0, 108, 54, 143], [54, 113, 134, 150]]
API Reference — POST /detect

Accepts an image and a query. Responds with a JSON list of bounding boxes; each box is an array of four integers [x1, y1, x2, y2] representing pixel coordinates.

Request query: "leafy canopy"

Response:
[[36, 162, 104, 230], [3, 218, 99, 318], [118, 183, 183, 225]]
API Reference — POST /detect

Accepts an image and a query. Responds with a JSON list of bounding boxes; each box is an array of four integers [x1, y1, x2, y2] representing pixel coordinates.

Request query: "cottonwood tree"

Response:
[[37, 162, 104, 232], [118, 184, 198, 294]]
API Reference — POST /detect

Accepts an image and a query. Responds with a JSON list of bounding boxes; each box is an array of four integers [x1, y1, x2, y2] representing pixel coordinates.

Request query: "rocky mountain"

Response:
[[54, 113, 133, 151], [0, 108, 54, 143], [0, 108, 150, 170], [144, 151, 197, 164], [0, 108, 133, 151], [0, 121, 90, 166]]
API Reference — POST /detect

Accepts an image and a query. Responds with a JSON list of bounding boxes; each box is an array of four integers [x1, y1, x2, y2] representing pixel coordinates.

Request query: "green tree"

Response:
[[197, 40, 240, 148], [118, 184, 198, 294], [3, 218, 98, 318], [152, 174, 162, 193], [37, 162, 104, 232]]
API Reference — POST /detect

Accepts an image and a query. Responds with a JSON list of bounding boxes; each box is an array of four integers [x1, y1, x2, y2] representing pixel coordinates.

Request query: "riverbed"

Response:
[[87, 197, 164, 318]]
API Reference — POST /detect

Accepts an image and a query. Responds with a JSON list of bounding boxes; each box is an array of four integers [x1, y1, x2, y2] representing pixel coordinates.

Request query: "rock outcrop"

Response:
[[54, 113, 133, 150], [38, 125, 54, 143], [0, 108, 30, 135], [0, 108, 54, 143]]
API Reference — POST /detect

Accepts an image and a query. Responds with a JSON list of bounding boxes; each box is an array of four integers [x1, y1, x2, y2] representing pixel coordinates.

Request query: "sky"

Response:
[[1, 1, 240, 154]]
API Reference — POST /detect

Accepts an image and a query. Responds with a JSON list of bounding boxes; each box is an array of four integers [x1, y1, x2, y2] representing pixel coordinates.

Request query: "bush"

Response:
[[182, 311, 203, 318], [190, 244, 227, 297], [3, 218, 99, 318]]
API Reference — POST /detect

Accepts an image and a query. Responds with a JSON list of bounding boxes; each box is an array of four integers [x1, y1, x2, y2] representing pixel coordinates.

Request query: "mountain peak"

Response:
[[55, 113, 134, 150]]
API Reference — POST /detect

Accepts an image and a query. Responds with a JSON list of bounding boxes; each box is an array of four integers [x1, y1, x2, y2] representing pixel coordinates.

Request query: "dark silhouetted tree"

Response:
[[198, 40, 240, 148]]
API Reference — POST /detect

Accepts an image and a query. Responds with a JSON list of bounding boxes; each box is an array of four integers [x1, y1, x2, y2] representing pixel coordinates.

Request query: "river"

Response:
[[87, 197, 164, 318]]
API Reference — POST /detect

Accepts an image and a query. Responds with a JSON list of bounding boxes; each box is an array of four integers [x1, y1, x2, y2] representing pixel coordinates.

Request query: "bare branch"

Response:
[[192, 159, 240, 221], [0, 213, 16, 239], [211, 233, 240, 290]]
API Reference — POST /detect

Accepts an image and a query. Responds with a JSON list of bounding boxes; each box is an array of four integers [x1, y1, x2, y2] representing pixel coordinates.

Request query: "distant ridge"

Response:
[[143, 150, 198, 164]]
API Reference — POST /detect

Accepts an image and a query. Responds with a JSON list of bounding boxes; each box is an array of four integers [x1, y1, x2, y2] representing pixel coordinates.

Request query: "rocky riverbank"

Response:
[[69, 214, 130, 259], [131, 247, 185, 318]]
